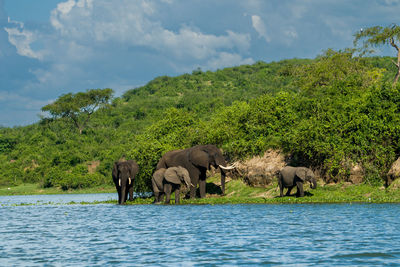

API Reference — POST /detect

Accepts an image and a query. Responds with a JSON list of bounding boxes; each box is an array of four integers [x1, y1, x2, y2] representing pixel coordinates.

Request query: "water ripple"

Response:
[[1, 197, 400, 266]]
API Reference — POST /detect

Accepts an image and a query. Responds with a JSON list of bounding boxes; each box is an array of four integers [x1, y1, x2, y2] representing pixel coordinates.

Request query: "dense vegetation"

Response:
[[1, 49, 400, 192]]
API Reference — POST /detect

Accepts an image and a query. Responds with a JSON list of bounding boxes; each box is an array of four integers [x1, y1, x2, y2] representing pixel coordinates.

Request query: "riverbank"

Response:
[[1, 177, 400, 204], [126, 177, 400, 205], [0, 183, 115, 196]]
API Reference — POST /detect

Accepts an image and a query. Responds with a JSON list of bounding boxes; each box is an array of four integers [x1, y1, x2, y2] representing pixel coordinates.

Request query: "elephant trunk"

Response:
[[310, 178, 317, 189], [220, 169, 226, 195], [215, 152, 237, 195], [218, 163, 237, 195], [120, 185, 127, 205]]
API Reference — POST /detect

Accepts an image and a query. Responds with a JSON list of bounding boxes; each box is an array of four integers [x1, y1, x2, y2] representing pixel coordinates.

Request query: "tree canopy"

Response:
[[42, 88, 113, 134], [354, 24, 400, 84]]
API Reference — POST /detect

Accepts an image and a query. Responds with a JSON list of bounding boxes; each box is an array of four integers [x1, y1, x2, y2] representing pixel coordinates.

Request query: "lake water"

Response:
[[1, 194, 399, 266]]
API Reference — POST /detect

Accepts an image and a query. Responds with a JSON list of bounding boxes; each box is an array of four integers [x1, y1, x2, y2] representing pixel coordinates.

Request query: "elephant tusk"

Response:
[[129, 177, 131, 185], [219, 164, 236, 170], [190, 183, 194, 187], [119, 179, 121, 187]]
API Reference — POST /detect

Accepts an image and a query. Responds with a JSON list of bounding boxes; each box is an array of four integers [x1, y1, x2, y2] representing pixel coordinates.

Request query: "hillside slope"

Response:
[[0, 52, 399, 192]]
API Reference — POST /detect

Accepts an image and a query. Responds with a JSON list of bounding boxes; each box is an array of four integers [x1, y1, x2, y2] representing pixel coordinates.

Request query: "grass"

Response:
[[0, 183, 115, 196], [1, 177, 400, 205], [124, 176, 400, 205]]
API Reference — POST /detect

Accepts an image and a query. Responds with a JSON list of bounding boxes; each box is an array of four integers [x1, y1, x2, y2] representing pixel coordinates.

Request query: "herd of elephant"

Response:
[[112, 144, 317, 205]]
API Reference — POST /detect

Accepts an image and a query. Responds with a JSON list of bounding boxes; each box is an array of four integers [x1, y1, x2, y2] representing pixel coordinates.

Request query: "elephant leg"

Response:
[[296, 181, 304, 197], [116, 186, 122, 204], [124, 190, 129, 204], [159, 192, 165, 203], [285, 186, 293, 196], [153, 192, 160, 204], [188, 167, 201, 199], [189, 183, 197, 199], [128, 186, 134, 201], [174, 188, 180, 204], [164, 184, 172, 204], [198, 169, 207, 198], [199, 179, 206, 198], [278, 179, 284, 197]]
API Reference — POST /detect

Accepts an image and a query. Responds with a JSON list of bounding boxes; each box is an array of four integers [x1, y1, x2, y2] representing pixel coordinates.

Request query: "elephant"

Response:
[[156, 145, 235, 199], [278, 166, 317, 197], [152, 166, 192, 204], [112, 160, 139, 204]]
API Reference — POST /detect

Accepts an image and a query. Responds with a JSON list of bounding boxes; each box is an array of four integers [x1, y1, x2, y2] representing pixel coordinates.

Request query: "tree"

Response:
[[42, 88, 114, 134], [354, 24, 400, 85]]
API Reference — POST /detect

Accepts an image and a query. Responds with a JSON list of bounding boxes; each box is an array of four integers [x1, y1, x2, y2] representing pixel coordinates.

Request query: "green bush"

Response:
[[1, 52, 399, 190]]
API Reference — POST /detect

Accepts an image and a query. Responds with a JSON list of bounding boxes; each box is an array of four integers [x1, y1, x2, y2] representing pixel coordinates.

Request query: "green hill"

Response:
[[1, 50, 399, 192]]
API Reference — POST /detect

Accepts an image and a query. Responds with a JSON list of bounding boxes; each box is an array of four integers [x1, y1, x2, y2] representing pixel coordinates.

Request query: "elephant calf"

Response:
[[152, 166, 192, 204], [278, 166, 317, 197]]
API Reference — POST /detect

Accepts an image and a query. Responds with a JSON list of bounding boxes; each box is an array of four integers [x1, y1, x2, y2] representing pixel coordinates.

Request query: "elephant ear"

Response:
[[127, 160, 139, 177], [153, 168, 166, 190], [295, 167, 308, 182], [164, 167, 182, 185], [112, 162, 118, 180], [178, 167, 191, 187], [189, 147, 209, 169]]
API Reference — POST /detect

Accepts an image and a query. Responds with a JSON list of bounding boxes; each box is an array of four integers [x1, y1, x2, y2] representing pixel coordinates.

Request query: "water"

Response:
[[1, 194, 400, 266]]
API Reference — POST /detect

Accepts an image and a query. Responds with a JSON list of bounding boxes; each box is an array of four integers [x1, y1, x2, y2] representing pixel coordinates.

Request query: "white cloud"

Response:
[[206, 52, 254, 70], [289, 1, 309, 19], [3, 0, 400, 126], [251, 15, 270, 43], [46, 0, 251, 65], [4, 17, 43, 60], [1, 0, 256, 114], [384, 0, 400, 5], [3, 0, 249, 75], [323, 15, 353, 40], [0, 91, 49, 110], [283, 26, 298, 45]]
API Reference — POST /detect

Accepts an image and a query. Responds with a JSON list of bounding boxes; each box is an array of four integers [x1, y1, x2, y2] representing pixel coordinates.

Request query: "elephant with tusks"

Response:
[[112, 160, 139, 204], [156, 145, 236, 198]]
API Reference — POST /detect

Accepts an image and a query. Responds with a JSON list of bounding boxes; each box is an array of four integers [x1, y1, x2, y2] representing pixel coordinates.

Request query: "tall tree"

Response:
[[42, 88, 114, 134], [354, 24, 400, 85]]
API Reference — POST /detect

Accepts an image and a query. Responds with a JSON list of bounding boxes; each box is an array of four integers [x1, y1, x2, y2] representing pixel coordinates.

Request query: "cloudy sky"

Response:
[[0, 0, 399, 127]]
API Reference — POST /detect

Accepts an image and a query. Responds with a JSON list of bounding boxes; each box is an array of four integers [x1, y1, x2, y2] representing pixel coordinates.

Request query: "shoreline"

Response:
[[1, 178, 400, 205], [0, 183, 115, 196], [2, 198, 400, 206]]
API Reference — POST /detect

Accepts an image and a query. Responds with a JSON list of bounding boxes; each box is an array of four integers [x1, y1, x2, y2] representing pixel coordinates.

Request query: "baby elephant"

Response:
[[152, 166, 192, 204], [278, 166, 317, 197]]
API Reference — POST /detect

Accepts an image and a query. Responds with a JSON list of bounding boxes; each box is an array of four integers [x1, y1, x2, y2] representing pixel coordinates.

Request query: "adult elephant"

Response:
[[278, 166, 317, 197], [152, 166, 192, 204], [112, 160, 139, 205], [156, 145, 235, 198]]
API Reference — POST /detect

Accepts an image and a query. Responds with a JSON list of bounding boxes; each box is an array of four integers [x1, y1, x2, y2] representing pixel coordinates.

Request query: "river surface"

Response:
[[0, 194, 399, 266]]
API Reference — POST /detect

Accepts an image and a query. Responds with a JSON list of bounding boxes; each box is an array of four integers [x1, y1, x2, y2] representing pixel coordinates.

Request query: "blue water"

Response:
[[0, 194, 399, 266]]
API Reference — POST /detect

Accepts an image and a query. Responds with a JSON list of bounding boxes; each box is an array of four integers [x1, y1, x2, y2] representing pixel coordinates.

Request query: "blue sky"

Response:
[[0, 0, 399, 127]]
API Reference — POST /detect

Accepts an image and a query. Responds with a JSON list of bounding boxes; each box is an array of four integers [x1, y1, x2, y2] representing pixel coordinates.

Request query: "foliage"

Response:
[[353, 24, 400, 50], [0, 134, 17, 153], [1, 52, 400, 192], [41, 88, 114, 134], [196, 50, 398, 184], [354, 24, 400, 84]]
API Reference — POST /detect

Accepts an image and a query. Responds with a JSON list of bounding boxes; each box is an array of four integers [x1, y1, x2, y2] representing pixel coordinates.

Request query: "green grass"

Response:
[[0, 183, 115, 196], [123, 176, 400, 205], [2, 177, 400, 206]]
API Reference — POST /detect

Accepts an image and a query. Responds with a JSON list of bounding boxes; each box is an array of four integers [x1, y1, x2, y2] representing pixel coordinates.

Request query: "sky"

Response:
[[0, 0, 399, 127]]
